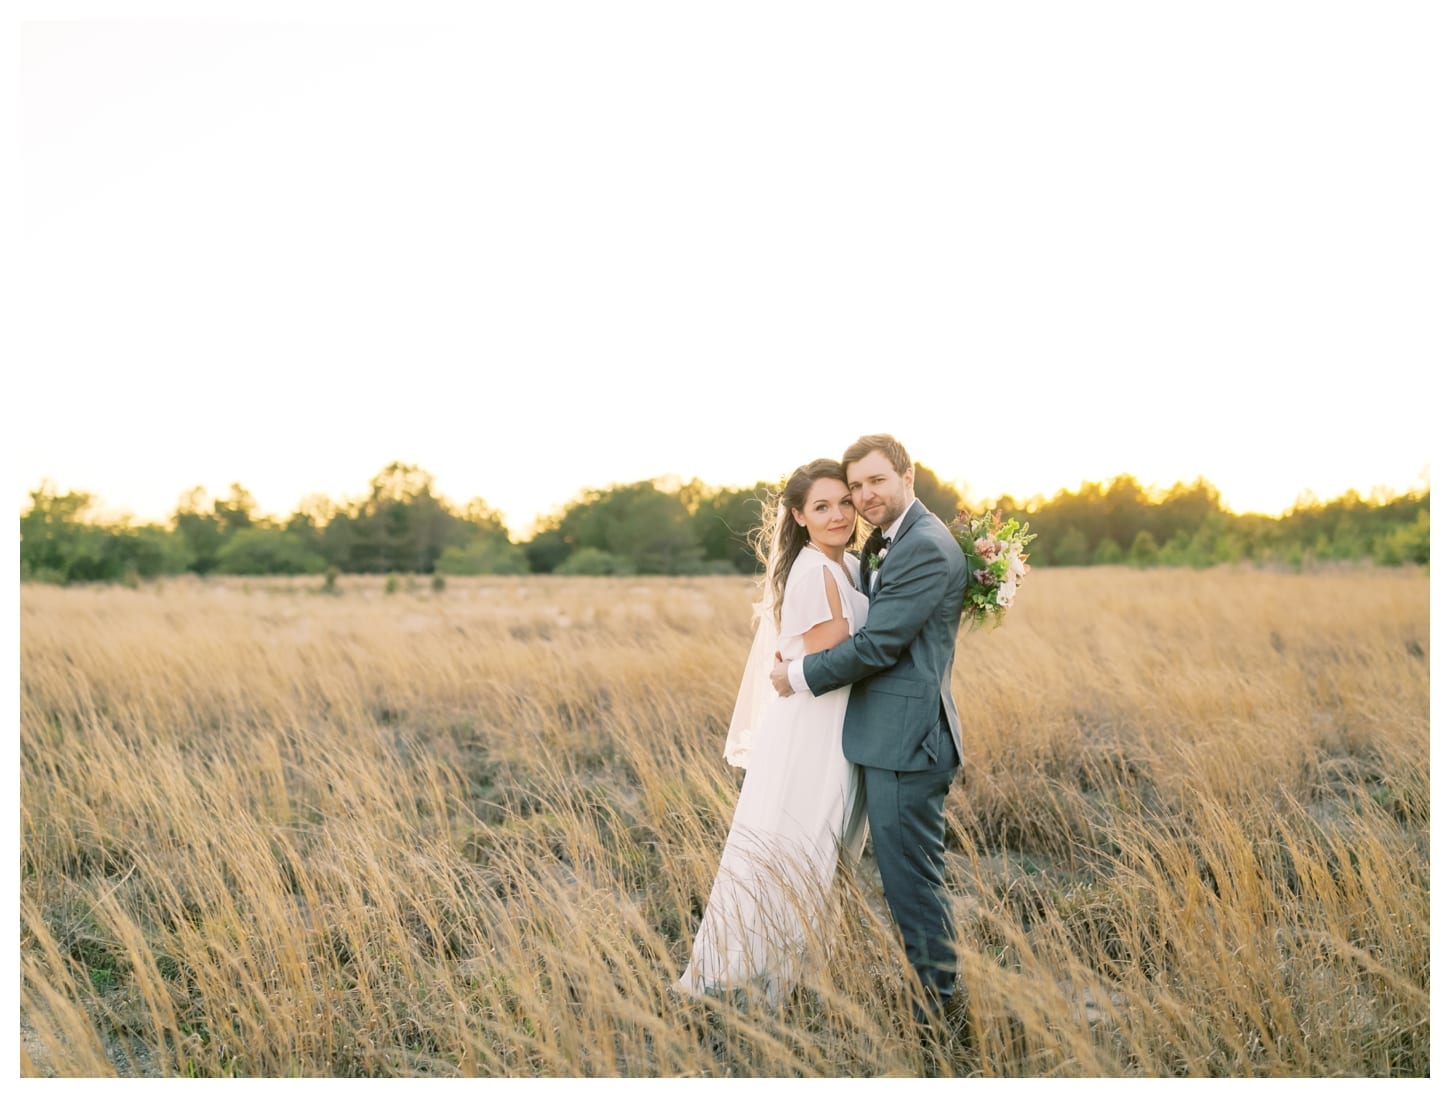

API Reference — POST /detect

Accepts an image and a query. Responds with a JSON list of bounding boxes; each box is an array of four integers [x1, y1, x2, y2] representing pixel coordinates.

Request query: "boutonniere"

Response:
[[867, 548, 888, 571]]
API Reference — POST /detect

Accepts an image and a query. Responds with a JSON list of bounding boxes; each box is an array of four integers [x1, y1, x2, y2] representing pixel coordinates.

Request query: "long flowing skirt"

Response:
[[676, 684, 867, 1004]]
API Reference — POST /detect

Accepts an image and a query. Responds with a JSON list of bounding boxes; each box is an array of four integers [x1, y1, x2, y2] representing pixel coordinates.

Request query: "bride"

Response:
[[676, 458, 870, 1004]]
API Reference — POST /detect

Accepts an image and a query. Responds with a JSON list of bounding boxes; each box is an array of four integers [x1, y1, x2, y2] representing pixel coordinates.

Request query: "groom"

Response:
[[770, 433, 967, 1024]]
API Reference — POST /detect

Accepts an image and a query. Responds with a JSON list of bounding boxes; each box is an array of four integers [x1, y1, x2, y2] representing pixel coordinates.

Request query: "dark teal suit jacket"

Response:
[[802, 499, 967, 771]]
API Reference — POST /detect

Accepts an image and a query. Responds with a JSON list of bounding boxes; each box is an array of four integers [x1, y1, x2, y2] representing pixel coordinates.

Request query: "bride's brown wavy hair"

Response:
[[752, 458, 857, 630]]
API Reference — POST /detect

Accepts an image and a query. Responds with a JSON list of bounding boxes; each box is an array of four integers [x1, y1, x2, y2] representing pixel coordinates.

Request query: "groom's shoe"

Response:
[[917, 989, 978, 1076], [911, 986, 950, 1073], [944, 993, 977, 1063]]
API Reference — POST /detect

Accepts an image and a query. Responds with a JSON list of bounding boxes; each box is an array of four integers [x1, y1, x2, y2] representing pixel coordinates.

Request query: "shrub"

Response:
[[436, 539, 530, 576], [1128, 530, 1159, 568], [556, 548, 631, 576]]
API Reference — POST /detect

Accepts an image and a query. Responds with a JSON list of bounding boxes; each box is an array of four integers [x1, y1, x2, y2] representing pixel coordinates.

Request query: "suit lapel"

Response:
[[893, 499, 928, 543], [869, 501, 927, 600]]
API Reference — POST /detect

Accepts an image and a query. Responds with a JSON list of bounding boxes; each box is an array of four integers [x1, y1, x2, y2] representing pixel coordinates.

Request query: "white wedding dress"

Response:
[[676, 546, 870, 1004]]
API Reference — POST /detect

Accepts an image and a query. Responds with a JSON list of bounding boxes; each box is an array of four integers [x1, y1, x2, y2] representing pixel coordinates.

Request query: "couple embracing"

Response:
[[677, 434, 967, 1032]]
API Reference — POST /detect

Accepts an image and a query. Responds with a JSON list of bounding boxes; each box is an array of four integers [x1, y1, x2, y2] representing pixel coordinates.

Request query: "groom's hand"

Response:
[[770, 653, 794, 697]]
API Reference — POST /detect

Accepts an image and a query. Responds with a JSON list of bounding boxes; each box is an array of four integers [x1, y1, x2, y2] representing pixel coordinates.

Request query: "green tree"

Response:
[[1373, 510, 1430, 565], [1157, 530, 1209, 568], [320, 511, 357, 573], [1104, 475, 1151, 551], [1128, 529, 1159, 567], [913, 463, 963, 524], [1028, 481, 1106, 561], [101, 523, 191, 580], [436, 539, 530, 575], [690, 481, 774, 573], [1151, 478, 1224, 546], [556, 547, 630, 575], [1051, 526, 1090, 566], [538, 480, 705, 574], [216, 526, 327, 575], [172, 486, 227, 575], [213, 482, 258, 537], [459, 497, 512, 543], [1093, 537, 1124, 565], [523, 523, 574, 574], [22, 483, 195, 583], [346, 462, 459, 573], [273, 493, 344, 568], [20, 484, 105, 582]]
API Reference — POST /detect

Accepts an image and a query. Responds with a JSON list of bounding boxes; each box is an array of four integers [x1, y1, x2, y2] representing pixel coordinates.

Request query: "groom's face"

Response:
[[846, 450, 914, 531]]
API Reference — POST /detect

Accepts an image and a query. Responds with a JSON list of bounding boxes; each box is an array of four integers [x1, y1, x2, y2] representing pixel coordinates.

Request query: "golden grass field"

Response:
[[19, 565, 1430, 1077]]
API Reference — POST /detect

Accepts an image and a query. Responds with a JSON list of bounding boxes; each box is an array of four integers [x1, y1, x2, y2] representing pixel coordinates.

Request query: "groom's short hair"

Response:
[[843, 434, 911, 476]]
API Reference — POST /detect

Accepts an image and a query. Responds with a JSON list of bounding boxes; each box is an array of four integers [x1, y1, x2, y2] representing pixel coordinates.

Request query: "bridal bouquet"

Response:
[[950, 509, 1037, 629]]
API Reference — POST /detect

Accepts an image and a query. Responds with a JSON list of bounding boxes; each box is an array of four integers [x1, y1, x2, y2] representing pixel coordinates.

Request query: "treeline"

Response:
[[1015, 474, 1428, 569], [18, 461, 1429, 585]]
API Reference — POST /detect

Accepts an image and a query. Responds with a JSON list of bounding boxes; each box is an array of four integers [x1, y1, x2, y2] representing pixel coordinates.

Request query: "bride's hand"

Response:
[[769, 653, 794, 697]]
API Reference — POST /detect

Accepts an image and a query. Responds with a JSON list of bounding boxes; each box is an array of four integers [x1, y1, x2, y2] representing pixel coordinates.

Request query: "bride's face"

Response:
[[792, 478, 856, 550]]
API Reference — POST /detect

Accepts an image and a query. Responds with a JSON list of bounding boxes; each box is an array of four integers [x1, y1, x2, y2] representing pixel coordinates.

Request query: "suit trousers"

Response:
[[862, 715, 959, 1017]]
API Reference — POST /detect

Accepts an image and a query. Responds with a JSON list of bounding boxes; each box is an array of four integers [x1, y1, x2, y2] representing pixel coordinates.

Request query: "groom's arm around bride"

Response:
[[795, 509, 963, 771]]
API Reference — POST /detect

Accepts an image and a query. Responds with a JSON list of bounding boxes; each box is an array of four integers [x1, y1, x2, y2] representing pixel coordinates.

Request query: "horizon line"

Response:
[[20, 466, 1433, 538]]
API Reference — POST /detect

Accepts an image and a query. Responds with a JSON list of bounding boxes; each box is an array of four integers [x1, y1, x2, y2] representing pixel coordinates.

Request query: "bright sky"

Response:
[[12, 1, 1441, 537]]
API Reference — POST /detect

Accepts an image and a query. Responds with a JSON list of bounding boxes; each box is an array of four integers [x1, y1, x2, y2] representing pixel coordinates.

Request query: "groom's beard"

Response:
[[862, 497, 909, 530]]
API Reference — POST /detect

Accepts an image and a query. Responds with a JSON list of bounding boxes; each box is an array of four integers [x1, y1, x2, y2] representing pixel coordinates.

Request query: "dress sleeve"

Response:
[[778, 556, 838, 641]]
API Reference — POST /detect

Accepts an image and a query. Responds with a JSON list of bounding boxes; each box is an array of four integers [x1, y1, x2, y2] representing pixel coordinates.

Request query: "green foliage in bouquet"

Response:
[[950, 510, 1038, 629]]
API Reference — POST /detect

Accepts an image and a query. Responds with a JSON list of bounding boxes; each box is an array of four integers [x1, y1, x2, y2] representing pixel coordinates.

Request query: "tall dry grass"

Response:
[[19, 566, 1429, 1076]]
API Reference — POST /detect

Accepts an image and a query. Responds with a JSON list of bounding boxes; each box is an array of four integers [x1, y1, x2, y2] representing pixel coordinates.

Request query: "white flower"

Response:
[[996, 579, 1017, 607], [1006, 550, 1027, 580]]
